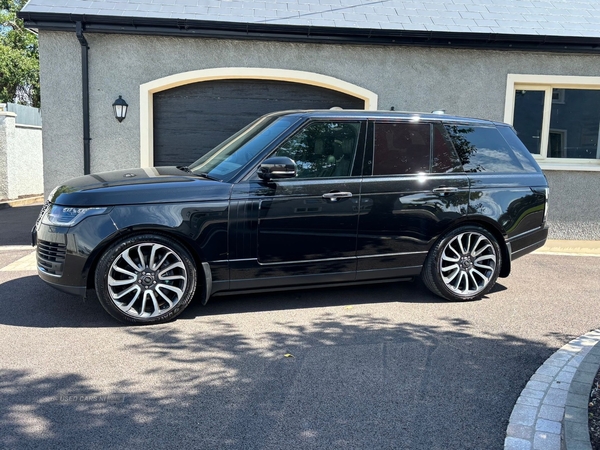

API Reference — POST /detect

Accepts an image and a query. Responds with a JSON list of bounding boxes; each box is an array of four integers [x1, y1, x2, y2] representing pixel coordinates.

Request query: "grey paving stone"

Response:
[[543, 388, 569, 407], [522, 388, 546, 400], [538, 404, 564, 422], [565, 392, 590, 408], [505, 436, 533, 450], [564, 420, 590, 439], [564, 406, 588, 423], [507, 422, 534, 440], [551, 380, 570, 391], [563, 439, 592, 450], [573, 368, 597, 385], [545, 358, 570, 369], [518, 395, 543, 408], [510, 404, 538, 427], [555, 370, 575, 384], [535, 418, 561, 434], [532, 374, 555, 384], [576, 362, 599, 375], [528, 380, 551, 392], [570, 381, 593, 396], [533, 431, 561, 450]]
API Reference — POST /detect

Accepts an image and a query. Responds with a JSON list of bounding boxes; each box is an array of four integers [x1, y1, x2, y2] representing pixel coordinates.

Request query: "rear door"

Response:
[[356, 120, 470, 280]]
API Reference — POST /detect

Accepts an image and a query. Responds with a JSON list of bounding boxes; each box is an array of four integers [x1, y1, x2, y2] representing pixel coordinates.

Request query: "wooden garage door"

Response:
[[153, 79, 365, 166]]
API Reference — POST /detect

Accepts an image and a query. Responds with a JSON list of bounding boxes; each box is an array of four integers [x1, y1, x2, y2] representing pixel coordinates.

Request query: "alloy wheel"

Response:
[[107, 242, 188, 318], [439, 231, 497, 296]]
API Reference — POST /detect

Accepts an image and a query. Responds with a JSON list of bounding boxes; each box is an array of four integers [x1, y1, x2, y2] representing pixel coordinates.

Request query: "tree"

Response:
[[0, 0, 39, 107]]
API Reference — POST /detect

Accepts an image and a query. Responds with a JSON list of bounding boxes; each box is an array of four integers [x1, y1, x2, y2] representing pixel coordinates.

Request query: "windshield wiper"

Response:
[[197, 172, 222, 182], [178, 166, 222, 181]]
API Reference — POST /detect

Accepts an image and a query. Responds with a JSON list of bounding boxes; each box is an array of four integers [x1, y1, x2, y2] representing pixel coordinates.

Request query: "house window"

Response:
[[505, 75, 600, 171]]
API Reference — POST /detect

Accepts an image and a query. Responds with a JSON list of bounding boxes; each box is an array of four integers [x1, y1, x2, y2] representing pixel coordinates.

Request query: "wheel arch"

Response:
[[84, 227, 208, 290], [433, 217, 511, 278]]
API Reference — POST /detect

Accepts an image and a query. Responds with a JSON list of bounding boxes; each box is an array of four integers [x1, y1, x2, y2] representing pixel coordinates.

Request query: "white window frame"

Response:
[[504, 74, 600, 172]]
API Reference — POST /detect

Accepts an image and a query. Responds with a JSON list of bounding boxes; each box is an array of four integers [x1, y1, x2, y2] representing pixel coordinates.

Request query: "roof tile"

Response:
[[459, 11, 484, 19], [20, 0, 600, 39]]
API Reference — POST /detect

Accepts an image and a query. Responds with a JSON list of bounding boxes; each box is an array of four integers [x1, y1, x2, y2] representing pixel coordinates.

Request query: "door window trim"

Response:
[[267, 119, 367, 180]]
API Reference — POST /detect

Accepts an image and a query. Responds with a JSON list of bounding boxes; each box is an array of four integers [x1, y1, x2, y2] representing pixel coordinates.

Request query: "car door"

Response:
[[356, 120, 469, 280], [229, 119, 367, 291]]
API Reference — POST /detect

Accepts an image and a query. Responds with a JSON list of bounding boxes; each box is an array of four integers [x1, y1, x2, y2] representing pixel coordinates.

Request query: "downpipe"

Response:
[[76, 21, 91, 175]]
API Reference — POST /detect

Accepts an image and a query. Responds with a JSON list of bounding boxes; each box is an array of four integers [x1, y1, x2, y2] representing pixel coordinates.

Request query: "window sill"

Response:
[[536, 160, 600, 172]]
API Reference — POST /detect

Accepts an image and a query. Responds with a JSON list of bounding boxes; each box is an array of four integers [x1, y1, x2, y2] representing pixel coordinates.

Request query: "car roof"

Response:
[[266, 109, 505, 126]]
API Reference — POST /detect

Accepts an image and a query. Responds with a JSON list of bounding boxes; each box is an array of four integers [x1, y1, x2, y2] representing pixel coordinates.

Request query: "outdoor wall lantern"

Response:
[[112, 96, 128, 122]]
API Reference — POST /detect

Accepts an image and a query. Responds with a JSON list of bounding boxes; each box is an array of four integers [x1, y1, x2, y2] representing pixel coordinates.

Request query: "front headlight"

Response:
[[42, 206, 109, 227]]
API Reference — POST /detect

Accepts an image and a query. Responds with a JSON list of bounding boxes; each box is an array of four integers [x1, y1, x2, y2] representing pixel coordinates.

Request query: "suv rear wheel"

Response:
[[422, 225, 501, 301]]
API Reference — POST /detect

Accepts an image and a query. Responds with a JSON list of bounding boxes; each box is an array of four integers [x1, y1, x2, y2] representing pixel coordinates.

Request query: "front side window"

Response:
[[274, 121, 361, 179], [508, 76, 600, 166]]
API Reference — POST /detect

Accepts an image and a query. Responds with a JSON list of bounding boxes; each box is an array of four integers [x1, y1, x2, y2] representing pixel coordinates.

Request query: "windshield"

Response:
[[188, 114, 300, 182]]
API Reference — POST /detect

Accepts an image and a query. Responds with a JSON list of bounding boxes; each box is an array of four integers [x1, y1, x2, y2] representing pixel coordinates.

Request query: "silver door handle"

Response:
[[432, 187, 459, 195], [322, 192, 353, 202]]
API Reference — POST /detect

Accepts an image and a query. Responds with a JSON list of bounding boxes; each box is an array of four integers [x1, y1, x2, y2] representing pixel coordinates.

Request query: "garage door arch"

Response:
[[140, 68, 378, 167]]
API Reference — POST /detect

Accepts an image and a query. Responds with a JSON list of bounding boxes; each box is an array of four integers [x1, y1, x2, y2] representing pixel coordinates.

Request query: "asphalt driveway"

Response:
[[1, 235, 599, 449], [0, 203, 42, 246]]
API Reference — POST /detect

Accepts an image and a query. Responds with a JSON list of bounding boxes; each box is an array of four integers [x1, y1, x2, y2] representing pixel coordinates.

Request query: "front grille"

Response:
[[37, 240, 67, 276]]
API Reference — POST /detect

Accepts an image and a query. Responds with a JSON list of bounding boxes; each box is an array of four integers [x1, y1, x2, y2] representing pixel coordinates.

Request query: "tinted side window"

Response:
[[497, 126, 541, 173], [373, 122, 430, 175], [275, 121, 360, 178], [445, 124, 536, 173], [432, 123, 463, 173]]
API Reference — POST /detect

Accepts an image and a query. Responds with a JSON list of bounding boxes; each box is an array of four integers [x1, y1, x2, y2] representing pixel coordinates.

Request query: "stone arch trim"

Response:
[[139, 67, 378, 167]]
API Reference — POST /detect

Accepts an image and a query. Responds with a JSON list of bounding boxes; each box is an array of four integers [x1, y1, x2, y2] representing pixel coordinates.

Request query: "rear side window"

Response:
[[373, 122, 431, 175], [432, 123, 463, 173], [445, 124, 539, 173], [497, 126, 541, 173]]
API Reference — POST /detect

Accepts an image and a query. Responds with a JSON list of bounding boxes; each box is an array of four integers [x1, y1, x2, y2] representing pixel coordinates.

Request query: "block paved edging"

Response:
[[505, 330, 600, 450], [564, 338, 600, 450]]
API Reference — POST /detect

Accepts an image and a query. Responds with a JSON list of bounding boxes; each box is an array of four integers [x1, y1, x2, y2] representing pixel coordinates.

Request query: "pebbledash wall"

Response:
[[38, 31, 600, 240], [0, 112, 43, 201]]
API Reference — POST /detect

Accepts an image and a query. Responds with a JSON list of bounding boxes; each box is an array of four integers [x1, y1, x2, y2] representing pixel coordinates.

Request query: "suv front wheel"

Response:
[[422, 225, 501, 301], [95, 234, 197, 324]]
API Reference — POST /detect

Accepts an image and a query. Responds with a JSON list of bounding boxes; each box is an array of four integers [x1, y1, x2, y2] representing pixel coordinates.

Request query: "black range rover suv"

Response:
[[33, 110, 549, 324]]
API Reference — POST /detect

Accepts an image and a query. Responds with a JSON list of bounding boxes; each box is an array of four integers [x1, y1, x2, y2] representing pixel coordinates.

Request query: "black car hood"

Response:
[[49, 167, 232, 206]]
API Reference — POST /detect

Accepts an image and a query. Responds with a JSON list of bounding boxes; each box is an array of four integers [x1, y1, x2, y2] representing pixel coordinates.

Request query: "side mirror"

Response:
[[257, 156, 297, 181]]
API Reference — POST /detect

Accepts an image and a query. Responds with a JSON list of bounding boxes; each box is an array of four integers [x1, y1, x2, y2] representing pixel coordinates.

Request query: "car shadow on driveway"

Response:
[[0, 275, 118, 328], [0, 274, 508, 328], [0, 300, 549, 450], [180, 278, 507, 320]]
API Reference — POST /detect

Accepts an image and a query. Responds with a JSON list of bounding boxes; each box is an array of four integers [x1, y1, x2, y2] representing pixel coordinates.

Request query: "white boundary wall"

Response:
[[0, 112, 43, 201]]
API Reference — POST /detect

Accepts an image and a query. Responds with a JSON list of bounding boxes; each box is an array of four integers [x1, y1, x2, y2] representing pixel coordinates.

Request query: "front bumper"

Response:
[[32, 212, 118, 297]]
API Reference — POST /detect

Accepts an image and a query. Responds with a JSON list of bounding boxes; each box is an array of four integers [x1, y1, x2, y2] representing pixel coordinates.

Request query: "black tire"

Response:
[[421, 225, 501, 302], [95, 234, 197, 324]]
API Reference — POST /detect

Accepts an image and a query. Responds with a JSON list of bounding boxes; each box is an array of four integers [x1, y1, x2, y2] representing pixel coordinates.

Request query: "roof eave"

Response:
[[18, 11, 600, 54]]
